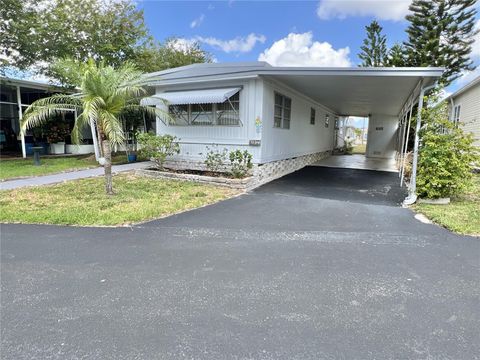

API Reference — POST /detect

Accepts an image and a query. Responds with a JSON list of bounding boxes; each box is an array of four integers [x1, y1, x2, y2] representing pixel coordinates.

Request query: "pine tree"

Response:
[[358, 20, 388, 67], [386, 43, 407, 67], [404, 0, 478, 86]]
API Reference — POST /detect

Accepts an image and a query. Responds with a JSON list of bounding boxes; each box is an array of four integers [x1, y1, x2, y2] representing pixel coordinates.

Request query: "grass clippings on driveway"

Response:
[[0, 173, 238, 226], [414, 175, 480, 236]]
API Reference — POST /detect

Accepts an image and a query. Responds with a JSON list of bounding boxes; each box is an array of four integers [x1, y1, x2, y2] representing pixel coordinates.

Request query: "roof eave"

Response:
[[143, 66, 445, 87], [446, 75, 480, 100]]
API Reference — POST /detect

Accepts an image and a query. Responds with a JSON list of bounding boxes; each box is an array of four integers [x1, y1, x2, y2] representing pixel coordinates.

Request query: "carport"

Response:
[[144, 63, 444, 203], [259, 67, 443, 202]]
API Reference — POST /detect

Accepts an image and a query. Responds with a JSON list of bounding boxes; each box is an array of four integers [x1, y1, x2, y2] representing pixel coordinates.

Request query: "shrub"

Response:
[[229, 150, 253, 178], [417, 100, 479, 199], [204, 145, 228, 173], [137, 132, 180, 169]]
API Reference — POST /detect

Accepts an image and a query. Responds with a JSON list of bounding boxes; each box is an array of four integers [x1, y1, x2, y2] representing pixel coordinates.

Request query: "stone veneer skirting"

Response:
[[137, 150, 331, 191], [251, 150, 331, 189]]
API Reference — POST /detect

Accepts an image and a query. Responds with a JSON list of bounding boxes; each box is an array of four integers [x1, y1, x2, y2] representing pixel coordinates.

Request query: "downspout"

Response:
[[403, 82, 437, 206], [449, 97, 455, 122]]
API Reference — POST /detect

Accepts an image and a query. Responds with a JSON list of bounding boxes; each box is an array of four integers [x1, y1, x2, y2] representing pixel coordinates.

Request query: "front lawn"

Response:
[[0, 155, 98, 180], [414, 175, 480, 236], [0, 153, 142, 181], [352, 143, 366, 154], [0, 173, 238, 226]]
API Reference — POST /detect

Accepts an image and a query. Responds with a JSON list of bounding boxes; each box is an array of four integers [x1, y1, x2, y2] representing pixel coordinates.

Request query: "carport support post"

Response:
[[17, 85, 26, 159], [403, 83, 436, 206], [400, 101, 414, 187], [89, 118, 100, 161]]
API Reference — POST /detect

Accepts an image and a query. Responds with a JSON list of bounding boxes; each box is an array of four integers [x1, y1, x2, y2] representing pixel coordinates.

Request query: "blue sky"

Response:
[[141, 0, 480, 100], [144, 1, 410, 64]]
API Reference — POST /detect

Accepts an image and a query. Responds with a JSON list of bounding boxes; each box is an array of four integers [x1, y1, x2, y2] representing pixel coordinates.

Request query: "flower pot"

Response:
[[25, 143, 34, 156], [127, 153, 137, 163], [50, 142, 65, 154]]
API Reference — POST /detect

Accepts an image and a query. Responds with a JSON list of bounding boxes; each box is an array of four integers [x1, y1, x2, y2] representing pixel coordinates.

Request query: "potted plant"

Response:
[[125, 131, 138, 162], [46, 122, 70, 154], [121, 108, 146, 163]]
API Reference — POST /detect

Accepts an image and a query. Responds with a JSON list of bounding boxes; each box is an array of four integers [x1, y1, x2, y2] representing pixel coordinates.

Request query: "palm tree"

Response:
[[21, 59, 161, 195]]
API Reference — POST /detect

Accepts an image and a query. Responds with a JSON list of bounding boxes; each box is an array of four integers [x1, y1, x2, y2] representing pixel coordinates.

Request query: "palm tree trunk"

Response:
[[101, 138, 114, 195]]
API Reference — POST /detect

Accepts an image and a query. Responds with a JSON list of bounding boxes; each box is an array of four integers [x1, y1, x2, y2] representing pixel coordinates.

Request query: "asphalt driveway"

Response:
[[1, 167, 479, 359]]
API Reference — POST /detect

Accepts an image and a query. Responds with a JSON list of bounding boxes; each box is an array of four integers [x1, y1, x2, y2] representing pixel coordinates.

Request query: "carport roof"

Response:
[[143, 62, 444, 117]]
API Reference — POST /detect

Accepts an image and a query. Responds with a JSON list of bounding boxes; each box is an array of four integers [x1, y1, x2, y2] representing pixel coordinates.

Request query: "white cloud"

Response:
[[317, 0, 411, 21], [190, 14, 205, 29], [196, 33, 266, 53], [258, 32, 352, 67]]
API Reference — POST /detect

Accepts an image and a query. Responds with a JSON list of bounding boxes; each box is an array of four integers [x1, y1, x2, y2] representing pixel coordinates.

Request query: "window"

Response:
[[216, 91, 240, 125], [325, 114, 330, 128], [168, 92, 240, 126], [453, 105, 461, 125], [274, 92, 291, 129], [310, 108, 316, 125], [191, 103, 214, 125], [169, 105, 189, 125]]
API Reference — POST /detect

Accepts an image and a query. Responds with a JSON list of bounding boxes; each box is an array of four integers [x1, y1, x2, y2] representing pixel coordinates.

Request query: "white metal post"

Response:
[[88, 117, 100, 161], [400, 101, 414, 186], [403, 82, 436, 205], [16, 85, 26, 158]]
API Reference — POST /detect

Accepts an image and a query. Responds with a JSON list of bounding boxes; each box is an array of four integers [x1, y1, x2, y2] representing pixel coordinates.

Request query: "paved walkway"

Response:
[[0, 161, 152, 190], [312, 154, 398, 172], [2, 167, 478, 359]]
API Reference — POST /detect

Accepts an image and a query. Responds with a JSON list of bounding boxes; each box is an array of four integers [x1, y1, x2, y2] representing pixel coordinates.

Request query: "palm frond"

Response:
[[100, 110, 125, 146], [122, 104, 173, 125], [21, 94, 83, 132], [71, 111, 93, 145]]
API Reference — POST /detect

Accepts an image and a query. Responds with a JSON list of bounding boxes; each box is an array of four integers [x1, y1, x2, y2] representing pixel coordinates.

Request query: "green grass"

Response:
[[352, 143, 367, 154], [0, 153, 142, 181], [414, 175, 480, 236], [0, 156, 98, 180], [0, 173, 238, 226]]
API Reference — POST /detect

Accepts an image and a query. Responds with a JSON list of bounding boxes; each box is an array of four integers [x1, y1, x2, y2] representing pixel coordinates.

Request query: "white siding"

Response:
[[155, 78, 263, 162], [154, 76, 339, 165], [366, 114, 398, 159], [452, 83, 480, 147], [260, 78, 336, 163]]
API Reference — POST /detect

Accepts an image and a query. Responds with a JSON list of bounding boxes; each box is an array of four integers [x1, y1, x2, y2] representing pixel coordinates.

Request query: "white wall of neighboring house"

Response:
[[366, 114, 398, 159], [450, 80, 480, 147]]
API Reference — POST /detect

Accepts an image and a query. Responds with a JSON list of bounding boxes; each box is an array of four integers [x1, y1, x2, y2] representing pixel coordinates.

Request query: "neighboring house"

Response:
[[446, 76, 480, 146], [142, 62, 442, 183], [0, 77, 97, 157]]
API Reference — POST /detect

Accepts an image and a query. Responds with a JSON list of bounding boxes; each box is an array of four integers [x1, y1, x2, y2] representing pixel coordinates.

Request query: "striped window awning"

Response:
[[141, 87, 241, 106]]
